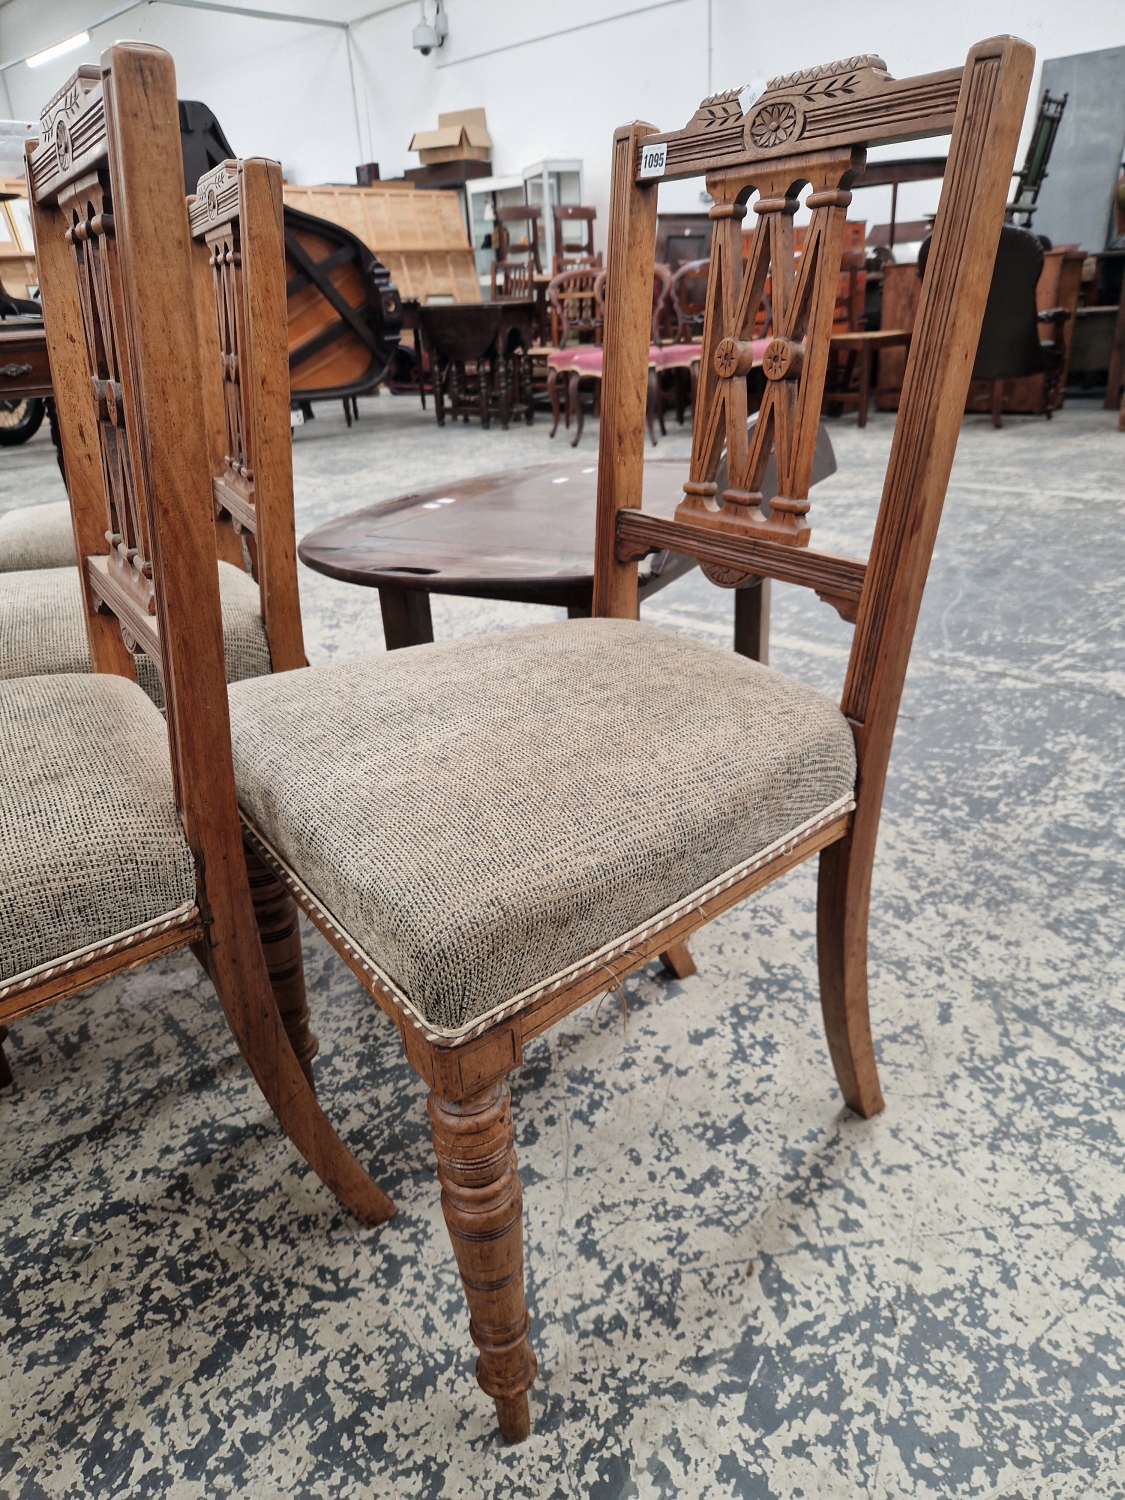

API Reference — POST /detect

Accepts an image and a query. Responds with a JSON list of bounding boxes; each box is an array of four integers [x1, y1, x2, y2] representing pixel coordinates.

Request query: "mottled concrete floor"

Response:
[[2, 397, 1124, 1499]]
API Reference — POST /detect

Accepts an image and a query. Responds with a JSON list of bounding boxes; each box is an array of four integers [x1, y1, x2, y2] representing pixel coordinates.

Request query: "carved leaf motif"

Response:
[[749, 102, 798, 150], [801, 72, 860, 102], [701, 101, 743, 129]]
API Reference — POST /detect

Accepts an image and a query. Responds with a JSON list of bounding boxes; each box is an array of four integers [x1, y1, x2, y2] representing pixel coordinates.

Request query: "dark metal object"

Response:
[[177, 100, 235, 197]]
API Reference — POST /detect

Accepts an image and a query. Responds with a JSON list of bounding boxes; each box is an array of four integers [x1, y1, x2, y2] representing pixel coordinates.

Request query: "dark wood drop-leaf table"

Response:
[[298, 458, 774, 658]]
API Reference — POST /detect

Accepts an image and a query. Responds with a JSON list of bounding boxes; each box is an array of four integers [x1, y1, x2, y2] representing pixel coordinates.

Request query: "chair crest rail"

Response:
[[636, 57, 962, 182]]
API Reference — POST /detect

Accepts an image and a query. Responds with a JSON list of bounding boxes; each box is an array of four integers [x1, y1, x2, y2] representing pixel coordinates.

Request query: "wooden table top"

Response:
[[298, 458, 695, 607], [829, 328, 912, 348]]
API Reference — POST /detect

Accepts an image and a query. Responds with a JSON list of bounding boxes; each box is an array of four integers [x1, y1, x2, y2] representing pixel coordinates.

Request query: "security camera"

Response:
[[413, 0, 448, 55]]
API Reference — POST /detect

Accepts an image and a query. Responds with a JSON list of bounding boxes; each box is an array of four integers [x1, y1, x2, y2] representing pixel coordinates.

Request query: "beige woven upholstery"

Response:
[[0, 673, 196, 984], [0, 501, 77, 571], [0, 559, 271, 702], [228, 619, 856, 1033]]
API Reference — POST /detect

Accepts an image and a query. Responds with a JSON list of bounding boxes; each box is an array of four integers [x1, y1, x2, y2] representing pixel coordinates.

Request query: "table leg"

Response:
[[548, 367, 561, 437], [415, 327, 426, 411], [480, 357, 491, 429], [497, 347, 511, 430], [734, 578, 770, 664], [434, 356, 446, 426], [857, 347, 870, 428], [570, 372, 583, 447], [380, 587, 435, 650]]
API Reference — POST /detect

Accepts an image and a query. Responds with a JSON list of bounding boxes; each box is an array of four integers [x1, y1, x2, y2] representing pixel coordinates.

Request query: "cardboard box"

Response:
[[409, 107, 491, 166]]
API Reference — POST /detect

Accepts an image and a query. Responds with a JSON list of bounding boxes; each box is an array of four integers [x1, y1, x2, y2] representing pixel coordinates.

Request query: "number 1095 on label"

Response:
[[638, 142, 667, 179]]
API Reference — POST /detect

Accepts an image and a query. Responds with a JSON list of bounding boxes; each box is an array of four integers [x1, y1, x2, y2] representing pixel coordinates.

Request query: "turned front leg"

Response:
[[243, 840, 318, 1090], [428, 1081, 537, 1443]]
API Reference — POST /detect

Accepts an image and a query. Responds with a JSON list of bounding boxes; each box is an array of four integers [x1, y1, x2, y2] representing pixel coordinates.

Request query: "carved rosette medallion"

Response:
[[700, 559, 759, 590], [762, 338, 803, 381], [206, 185, 219, 221], [55, 119, 71, 171], [749, 101, 797, 149]]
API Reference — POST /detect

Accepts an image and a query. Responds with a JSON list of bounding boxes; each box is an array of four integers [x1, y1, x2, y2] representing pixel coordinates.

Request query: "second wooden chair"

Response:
[[7, 50, 387, 1231]]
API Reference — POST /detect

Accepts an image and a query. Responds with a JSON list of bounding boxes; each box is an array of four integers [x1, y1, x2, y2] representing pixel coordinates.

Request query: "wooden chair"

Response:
[[493, 203, 542, 273], [552, 203, 600, 274], [824, 249, 912, 427], [188, 156, 305, 673], [669, 256, 710, 341], [489, 257, 535, 301], [546, 265, 673, 447], [921, 224, 1068, 426], [5, 46, 392, 1230], [43, 39, 1028, 1447], [544, 266, 601, 442]]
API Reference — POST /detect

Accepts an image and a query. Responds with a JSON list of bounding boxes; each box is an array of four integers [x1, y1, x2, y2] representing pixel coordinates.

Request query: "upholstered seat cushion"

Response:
[[228, 619, 856, 1035], [0, 501, 77, 571], [0, 674, 196, 984], [547, 346, 660, 374], [0, 559, 271, 702]]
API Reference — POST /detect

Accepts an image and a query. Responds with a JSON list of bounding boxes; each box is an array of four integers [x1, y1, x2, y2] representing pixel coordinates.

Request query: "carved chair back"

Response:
[[490, 257, 535, 301], [494, 203, 542, 273], [552, 203, 599, 274], [593, 264, 671, 345], [547, 267, 602, 346], [669, 257, 710, 341], [27, 43, 388, 1221], [188, 157, 306, 672], [593, 38, 1033, 873], [594, 267, 675, 345]]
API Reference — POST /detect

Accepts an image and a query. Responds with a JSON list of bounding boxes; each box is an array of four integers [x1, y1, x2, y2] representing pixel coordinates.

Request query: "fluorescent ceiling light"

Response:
[[26, 31, 90, 68]]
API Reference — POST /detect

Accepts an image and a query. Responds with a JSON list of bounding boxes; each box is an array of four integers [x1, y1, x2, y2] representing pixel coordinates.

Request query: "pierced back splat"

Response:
[[681, 149, 858, 549], [190, 161, 255, 539], [188, 156, 306, 673], [32, 66, 161, 668]]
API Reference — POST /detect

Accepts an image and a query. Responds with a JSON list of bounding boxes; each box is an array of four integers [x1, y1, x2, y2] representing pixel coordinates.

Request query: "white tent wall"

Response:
[[2, 0, 1125, 245]]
